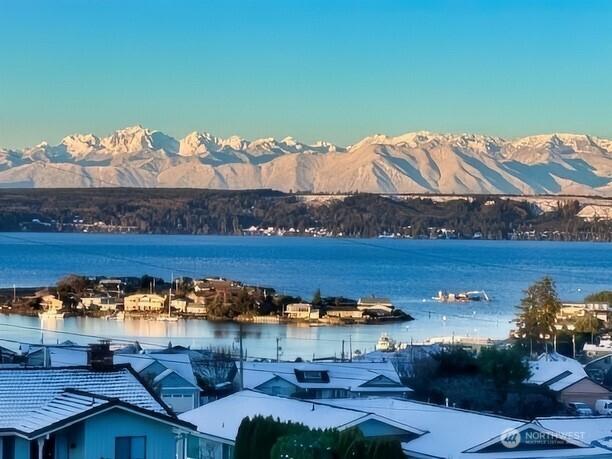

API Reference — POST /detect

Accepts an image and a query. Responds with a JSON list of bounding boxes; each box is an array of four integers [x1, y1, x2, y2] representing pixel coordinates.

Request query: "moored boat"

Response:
[[433, 290, 490, 303], [38, 310, 65, 320], [375, 333, 397, 352]]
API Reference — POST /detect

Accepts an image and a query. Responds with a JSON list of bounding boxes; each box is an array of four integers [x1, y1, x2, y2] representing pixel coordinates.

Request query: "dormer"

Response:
[[294, 367, 330, 383]]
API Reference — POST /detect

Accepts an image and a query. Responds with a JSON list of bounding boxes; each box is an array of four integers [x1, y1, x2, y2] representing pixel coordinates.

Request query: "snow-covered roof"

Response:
[[323, 397, 522, 457], [14, 390, 108, 434], [536, 417, 612, 451], [180, 391, 610, 458], [48, 345, 89, 366], [6, 388, 194, 439], [323, 398, 610, 458], [241, 360, 409, 393], [179, 390, 424, 443], [152, 368, 199, 388], [114, 352, 197, 385], [0, 366, 170, 431], [527, 352, 589, 391]]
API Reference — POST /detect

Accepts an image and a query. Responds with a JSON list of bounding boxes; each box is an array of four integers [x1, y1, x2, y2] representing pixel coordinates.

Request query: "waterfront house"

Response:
[[40, 294, 63, 310], [584, 353, 612, 388], [124, 294, 166, 312], [0, 355, 196, 459], [238, 361, 411, 399], [114, 353, 201, 413], [80, 295, 121, 311], [357, 296, 395, 314], [186, 303, 207, 315], [97, 278, 126, 294], [170, 298, 189, 312], [559, 301, 611, 327], [284, 302, 319, 320], [325, 305, 363, 320], [526, 352, 611, 409], [179, 390, 612, 459]]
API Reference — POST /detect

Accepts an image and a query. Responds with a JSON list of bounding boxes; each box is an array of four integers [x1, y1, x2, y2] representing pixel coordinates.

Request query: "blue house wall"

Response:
[[8, 407, 181, 459], [82, 409, 179, 459]]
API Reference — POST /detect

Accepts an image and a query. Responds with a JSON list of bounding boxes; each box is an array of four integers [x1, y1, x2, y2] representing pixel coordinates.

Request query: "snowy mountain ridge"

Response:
[[0, 126, 610, 195]]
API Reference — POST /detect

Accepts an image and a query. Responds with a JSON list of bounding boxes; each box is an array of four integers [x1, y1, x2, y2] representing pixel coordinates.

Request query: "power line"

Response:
[[0, 233, 195, 276], [334, 238, 606, 283]]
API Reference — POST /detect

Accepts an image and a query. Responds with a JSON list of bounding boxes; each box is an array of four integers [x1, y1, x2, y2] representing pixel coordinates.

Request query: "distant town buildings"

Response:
[[124, 293, 166, 312]]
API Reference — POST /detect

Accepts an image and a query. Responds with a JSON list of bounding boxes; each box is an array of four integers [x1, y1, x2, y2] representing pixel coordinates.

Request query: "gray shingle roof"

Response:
[[0, 366, 167, 430]]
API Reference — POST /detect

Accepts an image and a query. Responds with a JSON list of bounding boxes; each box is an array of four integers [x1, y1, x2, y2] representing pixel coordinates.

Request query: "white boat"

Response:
[[157, 275, 180, 322], [105, 311, 125, 321], [38, 310, 65, 320], [433, 290, 490, 303], [157, 315, 179, 322], [375, 333, 397, 352]]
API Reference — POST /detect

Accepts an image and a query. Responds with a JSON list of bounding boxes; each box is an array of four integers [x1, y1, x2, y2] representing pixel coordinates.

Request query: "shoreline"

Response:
[[0, 306, 414, 326], [2, 231, 611, 244]]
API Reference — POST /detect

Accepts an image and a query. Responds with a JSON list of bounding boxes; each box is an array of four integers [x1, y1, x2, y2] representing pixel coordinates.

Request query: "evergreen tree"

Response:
[[515, 277, 561, 354], [574, 312, 602, 343], [312, 288, 322, 306], [584, 291, 612, 304]]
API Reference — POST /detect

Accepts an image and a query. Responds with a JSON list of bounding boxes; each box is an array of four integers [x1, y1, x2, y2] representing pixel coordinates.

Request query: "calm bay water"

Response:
[[0, 233, 610, 359]]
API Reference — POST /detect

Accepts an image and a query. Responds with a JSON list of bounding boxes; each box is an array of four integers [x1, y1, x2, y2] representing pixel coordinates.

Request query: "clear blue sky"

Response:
[[1, 0, 612, 148]]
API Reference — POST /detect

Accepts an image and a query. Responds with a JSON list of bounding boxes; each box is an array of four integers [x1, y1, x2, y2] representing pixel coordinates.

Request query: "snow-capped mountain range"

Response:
[[1, 125, 611, 195]]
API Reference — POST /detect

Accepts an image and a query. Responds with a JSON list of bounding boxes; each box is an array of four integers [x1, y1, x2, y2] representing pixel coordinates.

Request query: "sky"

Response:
[[1, 0, 612, 148]]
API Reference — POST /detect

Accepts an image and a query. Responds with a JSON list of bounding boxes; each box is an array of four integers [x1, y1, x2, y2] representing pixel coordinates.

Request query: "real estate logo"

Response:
[[500, 428, 521, 449]]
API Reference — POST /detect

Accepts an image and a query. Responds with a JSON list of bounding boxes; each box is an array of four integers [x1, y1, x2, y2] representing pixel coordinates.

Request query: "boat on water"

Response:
[[105, 311, 125, 321], [433, 290, 490, 303], [157, 315, 179, 322], [38, 310, 65, 320], [375, 333, 397, 352], [157, 275, 180, 322]]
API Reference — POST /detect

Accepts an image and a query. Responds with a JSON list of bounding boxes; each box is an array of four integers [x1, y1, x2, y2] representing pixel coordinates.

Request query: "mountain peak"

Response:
[[2, 126, 610, 196], [179, 131, 219, 156]]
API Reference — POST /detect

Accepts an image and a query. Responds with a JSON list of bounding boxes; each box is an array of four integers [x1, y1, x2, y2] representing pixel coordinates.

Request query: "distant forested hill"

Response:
[[0, 189, 609, 240]]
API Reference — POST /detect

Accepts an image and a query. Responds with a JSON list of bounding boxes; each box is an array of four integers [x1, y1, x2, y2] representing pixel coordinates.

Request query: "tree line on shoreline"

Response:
[[0, 188, 610, 240]]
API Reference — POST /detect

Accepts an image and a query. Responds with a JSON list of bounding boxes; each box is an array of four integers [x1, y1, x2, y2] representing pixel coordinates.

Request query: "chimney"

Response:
[[88, 340, 114, 371]]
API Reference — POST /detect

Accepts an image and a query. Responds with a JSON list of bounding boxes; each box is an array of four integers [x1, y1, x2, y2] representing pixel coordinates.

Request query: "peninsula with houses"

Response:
[[0, 274, 413, 325]]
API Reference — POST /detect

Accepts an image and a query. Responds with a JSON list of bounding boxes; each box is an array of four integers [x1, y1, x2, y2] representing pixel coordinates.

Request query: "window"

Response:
[[2, 437, 15, 459], [222, 444, 234, 459], [115, 436, 146, 459]]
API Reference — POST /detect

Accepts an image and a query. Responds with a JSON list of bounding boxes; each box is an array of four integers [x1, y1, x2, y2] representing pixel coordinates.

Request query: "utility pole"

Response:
[[349, 336, 352, 362], [239, 324, 244, 391], [341, 340, 345, 362], [276, 337, 280, 362]]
